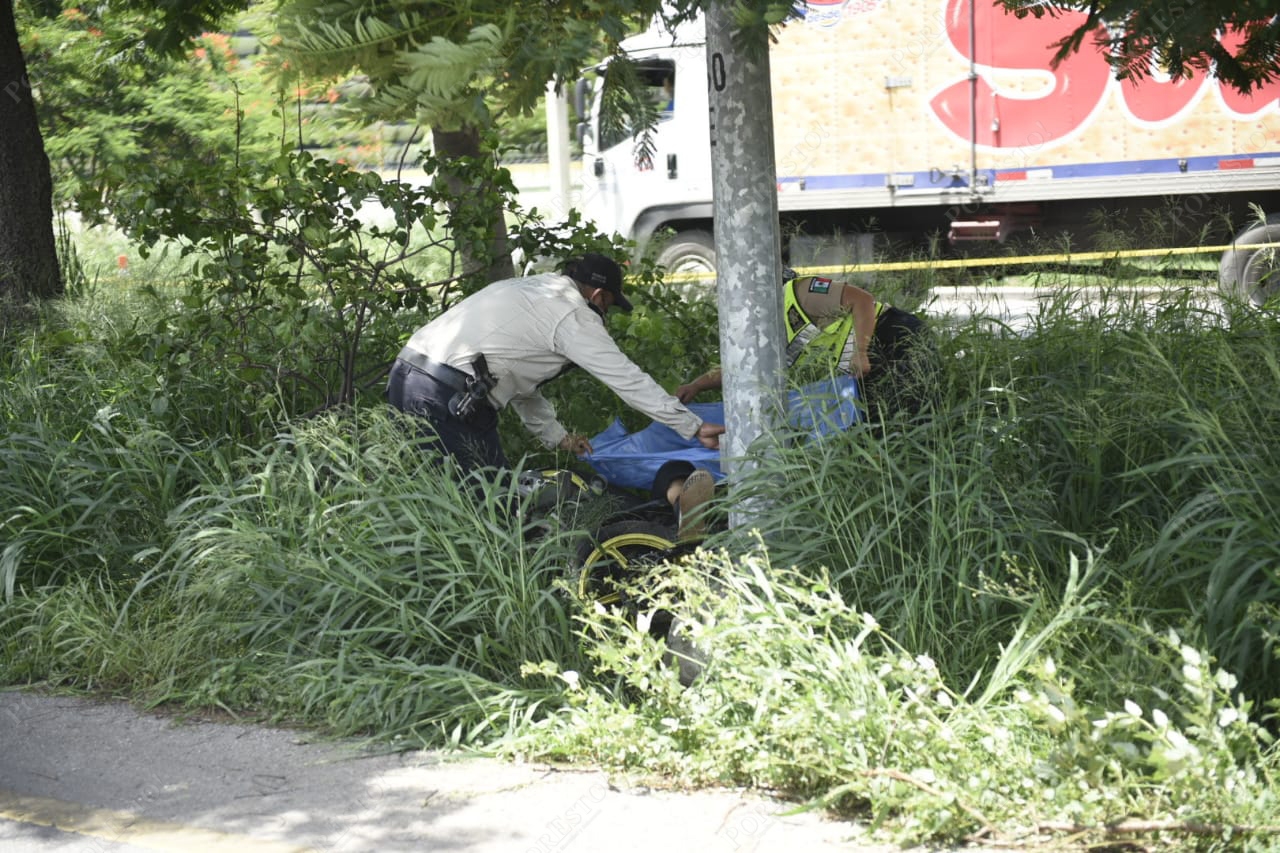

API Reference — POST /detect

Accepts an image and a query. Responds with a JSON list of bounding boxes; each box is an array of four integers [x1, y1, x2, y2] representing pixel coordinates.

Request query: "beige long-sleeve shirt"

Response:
[[405, 272, 703, 448]]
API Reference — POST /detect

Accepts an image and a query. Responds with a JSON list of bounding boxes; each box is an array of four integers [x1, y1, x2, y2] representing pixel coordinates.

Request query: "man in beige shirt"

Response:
[[387, 253, 723, 472]]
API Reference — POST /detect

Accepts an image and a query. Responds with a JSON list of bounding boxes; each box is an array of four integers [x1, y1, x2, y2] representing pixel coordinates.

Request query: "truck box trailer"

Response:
[[573, 0, 1280, 304]]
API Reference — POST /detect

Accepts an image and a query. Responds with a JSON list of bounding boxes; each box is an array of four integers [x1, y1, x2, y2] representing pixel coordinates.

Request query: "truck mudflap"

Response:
[[949, 205, 1044, 243]]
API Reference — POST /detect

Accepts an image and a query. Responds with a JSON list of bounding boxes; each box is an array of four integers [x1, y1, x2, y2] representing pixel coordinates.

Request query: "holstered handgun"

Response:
[[448, 354, 498, 426]]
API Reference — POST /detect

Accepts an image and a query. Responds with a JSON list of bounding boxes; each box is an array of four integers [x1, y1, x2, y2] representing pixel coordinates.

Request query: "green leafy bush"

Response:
[[519, 546, 1280, 849], [118, 149, 493, 423]]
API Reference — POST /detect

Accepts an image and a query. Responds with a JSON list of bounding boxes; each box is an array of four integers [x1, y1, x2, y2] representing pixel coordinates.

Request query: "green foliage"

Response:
[[985, 291, 1280, 693], [997, 0, 1280, 94], [718, 284, 1280, 706], [0, 407, 595, 741], [4, 240, 1280, 845], [21, 2, 411, 221], [130, 410, 590, 740], [519, 548, 1279, 847], [19, 5, 269, 220], [88, 0, 253, 57], [725, 411, 1046, 684], [116, 147, 515, 420], [593, 55, 664, 166], [272, 0, 660, 128], [0, 291, 233, 593]]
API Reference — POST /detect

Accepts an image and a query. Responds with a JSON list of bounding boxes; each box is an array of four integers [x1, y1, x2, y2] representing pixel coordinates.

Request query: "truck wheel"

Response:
[[655, 231, 717, 289], [1219, 214, 1280, 308]]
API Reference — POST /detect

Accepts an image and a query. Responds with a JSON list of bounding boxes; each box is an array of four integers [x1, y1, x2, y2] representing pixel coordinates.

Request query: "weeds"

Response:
[[3, 231, 1280, 847], [517, 546, 1279, 848]]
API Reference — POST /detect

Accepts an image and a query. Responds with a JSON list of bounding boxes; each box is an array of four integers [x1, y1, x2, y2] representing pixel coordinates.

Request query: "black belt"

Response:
[[397, 348, 471, 394]]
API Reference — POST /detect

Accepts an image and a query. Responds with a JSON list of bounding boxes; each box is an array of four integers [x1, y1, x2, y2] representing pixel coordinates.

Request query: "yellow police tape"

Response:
[[660, 241, 1280, 283]]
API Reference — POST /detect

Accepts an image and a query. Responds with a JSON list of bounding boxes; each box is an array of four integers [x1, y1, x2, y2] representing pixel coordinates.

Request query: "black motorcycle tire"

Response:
[[574, 519, 681, 608], [573, 519, 713, 683]]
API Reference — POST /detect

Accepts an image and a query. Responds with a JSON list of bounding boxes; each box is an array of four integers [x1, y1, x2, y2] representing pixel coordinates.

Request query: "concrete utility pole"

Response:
[[705, 1, 787, 525]]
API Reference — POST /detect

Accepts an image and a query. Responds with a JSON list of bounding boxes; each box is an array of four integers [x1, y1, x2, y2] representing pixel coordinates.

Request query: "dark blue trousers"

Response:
[[385, 357, 507, 473]]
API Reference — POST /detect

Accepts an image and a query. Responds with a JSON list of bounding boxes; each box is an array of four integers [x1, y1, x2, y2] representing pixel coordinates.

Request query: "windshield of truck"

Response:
[[597, 59, 676, 151]]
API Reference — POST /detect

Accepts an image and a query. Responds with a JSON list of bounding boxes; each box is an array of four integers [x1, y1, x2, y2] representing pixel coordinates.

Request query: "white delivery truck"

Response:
[[572, 0, 1280, 303]]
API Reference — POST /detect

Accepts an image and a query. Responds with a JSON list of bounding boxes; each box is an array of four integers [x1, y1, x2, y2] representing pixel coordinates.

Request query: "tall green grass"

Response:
[[510, 284, 1280, 846], [3, 407, 599, 741], [725, 285, 1280, 704], [154, 411, 596, 739], [2, 261, 1279, 847], [0, 282, 599, 740], [1, 289, 231, 594]]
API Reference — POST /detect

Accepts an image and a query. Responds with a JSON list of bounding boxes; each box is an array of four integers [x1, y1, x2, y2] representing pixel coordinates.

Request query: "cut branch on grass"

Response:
[[862, 767, 998, 840]]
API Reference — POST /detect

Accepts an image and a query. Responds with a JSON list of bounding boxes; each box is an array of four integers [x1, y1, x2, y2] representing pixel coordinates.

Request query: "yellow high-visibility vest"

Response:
[[782, 276, 882, 374]]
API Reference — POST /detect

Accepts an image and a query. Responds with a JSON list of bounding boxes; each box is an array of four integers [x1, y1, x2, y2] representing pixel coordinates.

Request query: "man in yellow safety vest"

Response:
[[676, 271, 939, 423]]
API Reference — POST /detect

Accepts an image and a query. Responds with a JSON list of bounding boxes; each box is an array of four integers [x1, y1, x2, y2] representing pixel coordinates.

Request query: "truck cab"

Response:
[[577, 16, 717, 276]]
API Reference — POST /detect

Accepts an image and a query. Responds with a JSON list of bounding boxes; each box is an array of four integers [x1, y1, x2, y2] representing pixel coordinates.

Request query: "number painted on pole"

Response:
[[710, 53, 726, 92]]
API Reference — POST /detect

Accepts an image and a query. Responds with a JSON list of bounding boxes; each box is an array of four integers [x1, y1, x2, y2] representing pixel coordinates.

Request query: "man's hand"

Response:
[[558, 433, 593, 455], [852, 352, 871, 378], [695, 422, 725, 450], [675, 368, 723, 403]]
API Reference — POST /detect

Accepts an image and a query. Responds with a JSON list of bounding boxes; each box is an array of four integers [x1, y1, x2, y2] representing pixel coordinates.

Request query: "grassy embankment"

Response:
[[1, 232, 1278, 849]]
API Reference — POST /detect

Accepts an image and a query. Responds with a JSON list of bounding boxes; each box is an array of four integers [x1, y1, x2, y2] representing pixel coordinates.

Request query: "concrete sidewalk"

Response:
[[0, 689, 893, 853]]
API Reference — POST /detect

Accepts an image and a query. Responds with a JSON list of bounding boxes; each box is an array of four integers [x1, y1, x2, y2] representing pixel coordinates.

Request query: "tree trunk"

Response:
[[431, 124, 513, 286], [0, 1, 62, 302]]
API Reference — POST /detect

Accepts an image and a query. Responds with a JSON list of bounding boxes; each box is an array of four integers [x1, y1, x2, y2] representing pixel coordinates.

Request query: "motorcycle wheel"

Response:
[[575, 519, 680, 608], [574, 519, 711, 683]]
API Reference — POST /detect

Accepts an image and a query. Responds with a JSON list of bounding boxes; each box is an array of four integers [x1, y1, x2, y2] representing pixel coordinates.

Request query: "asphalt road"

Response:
[[0, 688, 897, 853]]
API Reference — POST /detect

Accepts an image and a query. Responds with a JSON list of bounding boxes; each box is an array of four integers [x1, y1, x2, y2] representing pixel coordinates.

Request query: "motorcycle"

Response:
[[517, 467, 709, 682]]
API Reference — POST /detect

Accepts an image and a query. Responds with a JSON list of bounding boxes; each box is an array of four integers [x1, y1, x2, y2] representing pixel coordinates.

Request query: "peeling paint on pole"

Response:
[[705, 2, 786, 525]]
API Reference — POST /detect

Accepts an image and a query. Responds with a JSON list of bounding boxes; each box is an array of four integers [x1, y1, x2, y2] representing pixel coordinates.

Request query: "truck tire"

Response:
[[655, 231, 717, 285], [1219, 214, 1280, 307]]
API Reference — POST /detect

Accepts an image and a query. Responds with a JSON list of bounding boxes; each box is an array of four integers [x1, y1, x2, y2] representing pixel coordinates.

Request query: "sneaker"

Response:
[[675, 469, 715, 541]]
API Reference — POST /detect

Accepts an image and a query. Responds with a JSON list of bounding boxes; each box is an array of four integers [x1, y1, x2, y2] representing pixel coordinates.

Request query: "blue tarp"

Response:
[[582, 377, 863, 490]]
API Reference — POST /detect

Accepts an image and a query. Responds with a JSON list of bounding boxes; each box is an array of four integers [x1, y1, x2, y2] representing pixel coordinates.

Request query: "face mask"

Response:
[[588, 291, 612, 318]]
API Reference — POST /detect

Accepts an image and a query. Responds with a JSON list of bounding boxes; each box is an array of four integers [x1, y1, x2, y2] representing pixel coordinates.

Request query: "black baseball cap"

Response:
[[565, 253, 632, 312]]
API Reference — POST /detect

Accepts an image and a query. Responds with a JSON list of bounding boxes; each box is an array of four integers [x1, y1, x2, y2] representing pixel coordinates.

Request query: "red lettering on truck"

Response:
[[929, 0, 1280, 148]]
